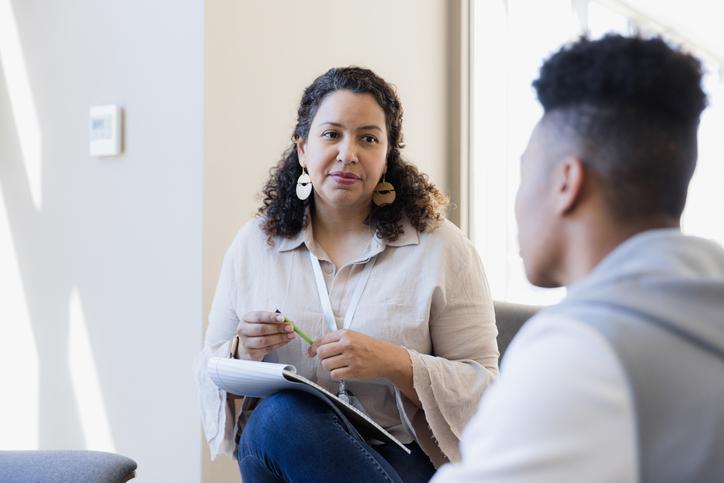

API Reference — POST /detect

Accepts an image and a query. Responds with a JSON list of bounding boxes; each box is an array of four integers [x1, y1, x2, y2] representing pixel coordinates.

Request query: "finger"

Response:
[[308, 340, 319, 357], [330, 367, 352, 381], [316, 341, 344, 361], [265, 340, 292, 353], [310, 331, 345, 356], [317, 330, 345, 346], [247, 349, 265, 361], [242, 333, 294, 349], [246, 344, 273, 360], [308, 338, 323, 357], [247, 339, 292, 360], [244, 311, 286, 324], [320, 354, 347, 372], [239, 321, 293, 337]]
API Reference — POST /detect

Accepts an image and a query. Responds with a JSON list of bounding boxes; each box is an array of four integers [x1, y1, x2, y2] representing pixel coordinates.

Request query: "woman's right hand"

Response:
[[236, 311, 296, 361]]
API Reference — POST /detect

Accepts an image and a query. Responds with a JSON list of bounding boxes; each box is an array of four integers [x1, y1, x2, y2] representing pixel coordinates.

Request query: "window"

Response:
[[470, 0, 724, 304]]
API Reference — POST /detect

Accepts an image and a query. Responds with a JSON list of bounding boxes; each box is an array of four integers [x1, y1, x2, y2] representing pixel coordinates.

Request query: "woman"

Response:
[[196, 67, 499, 482]]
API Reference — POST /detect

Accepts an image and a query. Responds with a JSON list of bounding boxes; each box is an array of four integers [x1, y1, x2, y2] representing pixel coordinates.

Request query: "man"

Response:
[[433, 34, 724, 483]]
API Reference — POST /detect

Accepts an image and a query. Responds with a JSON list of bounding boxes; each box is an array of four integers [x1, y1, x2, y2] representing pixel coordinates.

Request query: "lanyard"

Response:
[[309, 249, 417, 441], [309, 250, 376, 332]]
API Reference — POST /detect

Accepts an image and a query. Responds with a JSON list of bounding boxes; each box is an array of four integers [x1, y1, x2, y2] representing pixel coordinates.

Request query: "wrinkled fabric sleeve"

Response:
[[408, 239, 499, 464], [193, 236, 241, 460]]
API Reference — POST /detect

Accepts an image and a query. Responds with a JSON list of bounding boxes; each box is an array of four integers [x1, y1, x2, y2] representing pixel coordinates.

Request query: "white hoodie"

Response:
[[433, 229, 724, 483]]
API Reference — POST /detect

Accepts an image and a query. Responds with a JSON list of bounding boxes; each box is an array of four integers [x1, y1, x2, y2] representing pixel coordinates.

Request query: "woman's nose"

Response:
[[336, 139, 359, 164]]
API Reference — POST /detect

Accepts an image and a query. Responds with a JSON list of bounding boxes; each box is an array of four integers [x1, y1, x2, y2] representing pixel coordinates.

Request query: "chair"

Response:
[[494, 301, 541, 361], [0, 450, 137, 483]]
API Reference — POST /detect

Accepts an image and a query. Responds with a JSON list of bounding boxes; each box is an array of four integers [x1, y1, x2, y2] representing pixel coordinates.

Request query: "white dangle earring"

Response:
[[296, 166, 313, 200]]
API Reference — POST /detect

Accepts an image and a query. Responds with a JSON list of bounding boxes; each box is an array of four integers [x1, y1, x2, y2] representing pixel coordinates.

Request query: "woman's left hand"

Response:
[[307, 329, 409, 381]]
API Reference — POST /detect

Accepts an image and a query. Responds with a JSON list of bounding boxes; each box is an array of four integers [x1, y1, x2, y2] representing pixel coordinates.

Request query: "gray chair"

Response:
[[0, 450, 137, 483], [494, 301, 541, 361]]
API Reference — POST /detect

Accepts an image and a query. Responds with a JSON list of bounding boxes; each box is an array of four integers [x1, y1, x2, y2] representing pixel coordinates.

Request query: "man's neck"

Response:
[[562, 214, 680, 286]]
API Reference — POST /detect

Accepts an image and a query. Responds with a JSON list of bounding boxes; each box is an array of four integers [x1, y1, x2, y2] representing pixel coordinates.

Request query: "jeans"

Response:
[[237, 390, 436, 483]]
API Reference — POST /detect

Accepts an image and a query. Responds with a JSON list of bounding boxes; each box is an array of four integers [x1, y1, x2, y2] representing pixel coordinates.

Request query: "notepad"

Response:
[[207, 357, 411, 454]]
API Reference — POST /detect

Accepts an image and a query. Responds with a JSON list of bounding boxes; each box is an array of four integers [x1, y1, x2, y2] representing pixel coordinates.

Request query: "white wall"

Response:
[[204, 0, 461, 480], [0, 1, 203, 481]]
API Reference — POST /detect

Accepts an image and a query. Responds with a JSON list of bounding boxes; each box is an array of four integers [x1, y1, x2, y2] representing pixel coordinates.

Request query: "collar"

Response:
[[276, 211, 420, 258], [277, 220, 311, 253], [384, 219, 420, 248]]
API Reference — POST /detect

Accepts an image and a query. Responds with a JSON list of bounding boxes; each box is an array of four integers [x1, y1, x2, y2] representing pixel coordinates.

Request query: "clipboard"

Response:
[[207, 357, 411, 454]]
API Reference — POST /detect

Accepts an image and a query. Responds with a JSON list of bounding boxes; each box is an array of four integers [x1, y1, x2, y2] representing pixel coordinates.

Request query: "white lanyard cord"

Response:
[[309, 249, 416, 441], [309, 250, 376, 332]]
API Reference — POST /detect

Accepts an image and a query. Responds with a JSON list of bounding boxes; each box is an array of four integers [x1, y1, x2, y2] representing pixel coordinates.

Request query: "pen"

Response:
[[275, 309, 314, 346]]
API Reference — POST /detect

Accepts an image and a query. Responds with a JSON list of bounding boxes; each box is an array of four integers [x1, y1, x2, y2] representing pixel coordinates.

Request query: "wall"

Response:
[[204, 0, 462, 480], [0, 0, 461, 481], [0, 1, 203, 481]]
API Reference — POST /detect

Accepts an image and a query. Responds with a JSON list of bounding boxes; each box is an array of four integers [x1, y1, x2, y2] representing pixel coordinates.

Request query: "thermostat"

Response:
[[89, 105, 123, 156]]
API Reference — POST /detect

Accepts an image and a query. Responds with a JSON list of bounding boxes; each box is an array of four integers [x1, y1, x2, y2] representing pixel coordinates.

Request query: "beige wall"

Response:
[[203, 0, 464, 480]]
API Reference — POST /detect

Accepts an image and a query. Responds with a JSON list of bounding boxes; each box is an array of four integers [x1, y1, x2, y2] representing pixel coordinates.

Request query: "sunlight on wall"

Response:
[[472, 0, 574, 305], [0, 0, 43, 210], [68, 287, 115, 452], [0, 189, 39, 449], [472, 0, 724, 303], [682, 69, 724, 246]]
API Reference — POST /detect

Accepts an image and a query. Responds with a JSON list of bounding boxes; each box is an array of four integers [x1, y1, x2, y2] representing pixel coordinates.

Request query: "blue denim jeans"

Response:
[[237, 390, 436, 482]]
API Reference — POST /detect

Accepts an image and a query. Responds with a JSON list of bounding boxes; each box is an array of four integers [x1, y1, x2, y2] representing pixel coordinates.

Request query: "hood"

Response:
[[554, 229, 724, 355]]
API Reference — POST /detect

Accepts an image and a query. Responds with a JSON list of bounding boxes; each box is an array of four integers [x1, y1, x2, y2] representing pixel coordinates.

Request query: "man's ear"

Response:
[[555, 156, 586, 215]]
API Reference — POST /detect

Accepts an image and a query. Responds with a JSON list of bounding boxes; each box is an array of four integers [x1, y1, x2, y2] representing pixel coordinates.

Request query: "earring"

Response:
[[373, 175, 396, 207], [296, 166, 312, 200]]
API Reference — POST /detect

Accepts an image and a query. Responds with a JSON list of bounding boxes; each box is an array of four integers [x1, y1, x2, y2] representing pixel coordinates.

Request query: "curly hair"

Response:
[[258, 67, 448, 242], [533, 34, 707, 221]]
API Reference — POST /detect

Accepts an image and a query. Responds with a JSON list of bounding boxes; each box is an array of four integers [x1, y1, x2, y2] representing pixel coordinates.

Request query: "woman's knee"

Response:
[[240, 390, 333, 451]]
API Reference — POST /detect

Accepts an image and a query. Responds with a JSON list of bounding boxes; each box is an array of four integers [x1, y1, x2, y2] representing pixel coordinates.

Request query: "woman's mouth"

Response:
[[329, 171, 361, 185]]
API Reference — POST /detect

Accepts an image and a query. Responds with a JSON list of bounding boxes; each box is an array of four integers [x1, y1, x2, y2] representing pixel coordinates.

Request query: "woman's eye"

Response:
[[322, 131, 339, 139], [362, 135, 378, 144]]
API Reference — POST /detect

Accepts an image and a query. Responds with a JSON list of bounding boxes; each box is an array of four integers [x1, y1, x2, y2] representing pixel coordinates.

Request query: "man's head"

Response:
[[516, 34, 707, 287]]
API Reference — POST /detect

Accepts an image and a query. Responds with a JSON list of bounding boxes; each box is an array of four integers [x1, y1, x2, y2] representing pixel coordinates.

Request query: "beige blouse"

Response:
[[194, 215, 499, 467]]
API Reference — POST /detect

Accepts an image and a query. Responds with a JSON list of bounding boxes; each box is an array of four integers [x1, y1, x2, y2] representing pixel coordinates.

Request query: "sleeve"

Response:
[[193, 234, 242, 460], [430, 316, 637, 483], [408, 236, 500, 463]]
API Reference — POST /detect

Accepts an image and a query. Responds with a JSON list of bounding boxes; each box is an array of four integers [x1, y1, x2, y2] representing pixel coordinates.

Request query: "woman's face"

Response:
[[297, 90, 389, 213]]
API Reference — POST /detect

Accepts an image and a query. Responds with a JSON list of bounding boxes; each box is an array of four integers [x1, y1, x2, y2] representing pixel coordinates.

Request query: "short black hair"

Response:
[[533, 34, 707, 221]]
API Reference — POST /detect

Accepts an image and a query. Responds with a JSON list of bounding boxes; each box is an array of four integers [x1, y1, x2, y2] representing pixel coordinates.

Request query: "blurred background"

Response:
[[1, 1, 721, 481]]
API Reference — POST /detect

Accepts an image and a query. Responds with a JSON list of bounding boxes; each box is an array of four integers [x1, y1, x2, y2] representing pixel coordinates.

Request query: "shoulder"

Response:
[[484, 312, 634, 435], [450, 312, 637, 480], [416, 218, 467, 245], [502, 312, 628, 387], [415, 218, 479, 263], [226, 216, 276, 257], [436, 312, 637, 482], [493, 312, 635, 426]]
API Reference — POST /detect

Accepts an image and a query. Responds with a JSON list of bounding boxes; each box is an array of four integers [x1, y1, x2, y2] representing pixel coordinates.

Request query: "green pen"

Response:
[[275, 309, 314, 346]]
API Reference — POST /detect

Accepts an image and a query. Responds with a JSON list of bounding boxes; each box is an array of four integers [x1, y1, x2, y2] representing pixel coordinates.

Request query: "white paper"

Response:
[[207, 357, 411, 454], [208, 357, 296, 398]]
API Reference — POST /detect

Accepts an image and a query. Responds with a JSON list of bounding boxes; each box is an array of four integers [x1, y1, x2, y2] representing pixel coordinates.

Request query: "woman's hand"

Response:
[[237, 311, 295, 361], [307, 330, 410, 382]]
